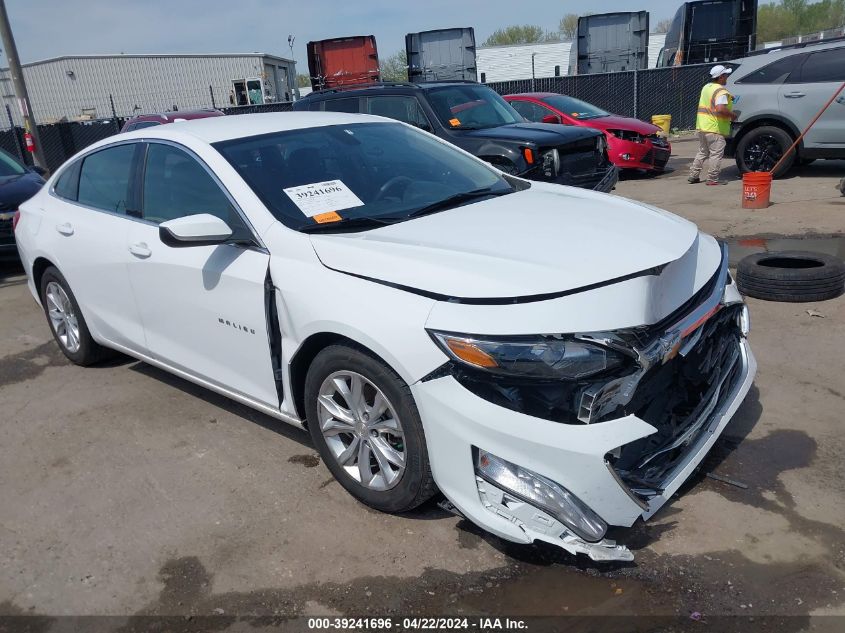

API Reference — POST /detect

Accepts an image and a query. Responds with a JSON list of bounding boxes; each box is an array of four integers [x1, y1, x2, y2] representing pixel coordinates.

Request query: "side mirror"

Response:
[[159, 214, 233, 248], [541, 114, 562, 124], [30, 165, 48, 177]]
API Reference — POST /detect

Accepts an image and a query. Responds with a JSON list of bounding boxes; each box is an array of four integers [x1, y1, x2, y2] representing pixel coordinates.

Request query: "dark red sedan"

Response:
[[120, 108, 224, 133], [504, 93, 671, 173]]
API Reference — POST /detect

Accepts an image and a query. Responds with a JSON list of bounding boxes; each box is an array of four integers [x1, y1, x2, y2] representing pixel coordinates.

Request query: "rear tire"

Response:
[[736, 126, 795, 178], [305, 344, 437, 513], [39, 266, 110, 365]]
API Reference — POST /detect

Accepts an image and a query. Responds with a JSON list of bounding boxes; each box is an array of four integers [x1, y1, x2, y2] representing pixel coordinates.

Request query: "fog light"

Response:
[[738, 304, 751, 337], [620, 153, 632, 161], [475, 449, 607, 542]]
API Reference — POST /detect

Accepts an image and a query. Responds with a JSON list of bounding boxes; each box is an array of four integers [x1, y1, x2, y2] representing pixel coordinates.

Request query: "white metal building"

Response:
[[477, 34, 668, 83], [0, 53, 298, 125]]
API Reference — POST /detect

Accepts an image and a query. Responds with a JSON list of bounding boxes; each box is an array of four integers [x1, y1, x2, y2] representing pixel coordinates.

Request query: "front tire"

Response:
[[39, 266, 110, 366], [736, 126, 795, 178], [305, 344, 437, 512]]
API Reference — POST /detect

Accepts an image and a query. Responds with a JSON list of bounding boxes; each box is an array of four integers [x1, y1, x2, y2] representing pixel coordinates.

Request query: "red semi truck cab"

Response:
[[307, 36, 380, 90]]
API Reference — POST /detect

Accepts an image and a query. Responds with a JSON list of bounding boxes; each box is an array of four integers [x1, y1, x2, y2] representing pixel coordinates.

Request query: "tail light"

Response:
[[12, 210, 21, 231]]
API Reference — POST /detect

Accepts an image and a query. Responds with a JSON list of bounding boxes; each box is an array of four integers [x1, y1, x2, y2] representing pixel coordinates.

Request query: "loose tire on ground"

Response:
[[39, 266, 112, 365], [305, 344, 437, 513], [736, 125, 796, 179], [736, 251, 845, 302]]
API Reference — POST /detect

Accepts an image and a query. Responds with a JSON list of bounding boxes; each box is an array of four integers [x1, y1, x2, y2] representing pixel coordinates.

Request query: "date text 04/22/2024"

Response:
[[306, 617, 528, 630]]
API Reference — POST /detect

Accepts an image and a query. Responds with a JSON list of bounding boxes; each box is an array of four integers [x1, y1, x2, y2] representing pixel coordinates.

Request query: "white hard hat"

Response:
[[710, 64, 733, 78]]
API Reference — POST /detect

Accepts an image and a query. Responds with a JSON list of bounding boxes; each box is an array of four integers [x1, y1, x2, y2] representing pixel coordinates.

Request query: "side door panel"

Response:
[[46, 144, 147, 352], [125, 142, 279, 407]]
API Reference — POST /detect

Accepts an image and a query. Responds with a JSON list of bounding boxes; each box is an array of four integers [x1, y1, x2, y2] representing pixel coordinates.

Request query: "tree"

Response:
[[654, 18, 672, 33], [380, 50, 408, 82], [296, 74, 311, 88], [559, 14, 579, 39], [482, 25, 555, 46], [757, 0, 845, 43]]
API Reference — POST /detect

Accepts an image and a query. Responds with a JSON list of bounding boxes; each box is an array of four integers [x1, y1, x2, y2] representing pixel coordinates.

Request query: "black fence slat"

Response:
[[489, 63, 714, 132]]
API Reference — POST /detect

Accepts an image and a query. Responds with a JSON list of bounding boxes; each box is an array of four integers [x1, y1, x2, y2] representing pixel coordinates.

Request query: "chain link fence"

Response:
[[487, 63, 715, 132], [2, 99, 293, 174], [5, 64, 712, 174]]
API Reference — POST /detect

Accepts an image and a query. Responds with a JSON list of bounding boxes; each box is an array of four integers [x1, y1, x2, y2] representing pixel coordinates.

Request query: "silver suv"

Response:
[[727, 40, 845, 177]]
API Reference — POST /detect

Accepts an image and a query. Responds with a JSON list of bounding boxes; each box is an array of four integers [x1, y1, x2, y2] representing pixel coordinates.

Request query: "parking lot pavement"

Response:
[[615, 135, 845, 239], [1, 156, 845, 625]]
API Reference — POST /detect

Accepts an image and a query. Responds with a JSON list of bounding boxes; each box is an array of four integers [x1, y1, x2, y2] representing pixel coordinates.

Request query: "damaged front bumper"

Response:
[[412, 248, 756, 562]]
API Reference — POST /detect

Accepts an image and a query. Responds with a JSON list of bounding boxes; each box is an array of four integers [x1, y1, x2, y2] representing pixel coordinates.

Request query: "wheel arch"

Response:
[[32, 256, 57, 295], [288, 332, 404, 424], [734, 115, 802, 152]]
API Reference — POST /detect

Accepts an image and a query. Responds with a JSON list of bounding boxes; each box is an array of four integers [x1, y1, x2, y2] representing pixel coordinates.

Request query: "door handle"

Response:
[[784, 92, 806, 98], [55, 222, 74, 236], [129, 242, 152, 258]]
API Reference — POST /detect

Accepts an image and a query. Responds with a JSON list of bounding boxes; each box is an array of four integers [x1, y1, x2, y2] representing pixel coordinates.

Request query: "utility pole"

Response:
[[0, 0, 46, 170]]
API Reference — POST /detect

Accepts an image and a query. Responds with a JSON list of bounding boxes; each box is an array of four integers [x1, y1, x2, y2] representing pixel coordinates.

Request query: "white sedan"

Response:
[[15, 113, 755, 561]]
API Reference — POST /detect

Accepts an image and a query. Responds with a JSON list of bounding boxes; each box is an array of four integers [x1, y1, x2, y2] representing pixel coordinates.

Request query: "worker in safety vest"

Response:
[[688, 65, 737, 185]]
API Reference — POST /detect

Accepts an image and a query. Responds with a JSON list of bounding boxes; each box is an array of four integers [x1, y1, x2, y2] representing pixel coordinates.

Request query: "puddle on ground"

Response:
[[726, 235, 845, 267]]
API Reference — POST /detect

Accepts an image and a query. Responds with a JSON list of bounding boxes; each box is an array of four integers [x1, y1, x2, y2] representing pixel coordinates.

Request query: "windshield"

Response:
[[0, 149, 26, 177], [541, 95, 609, 120], [426, 84, 524, 130], [214, 122, 512, 232]]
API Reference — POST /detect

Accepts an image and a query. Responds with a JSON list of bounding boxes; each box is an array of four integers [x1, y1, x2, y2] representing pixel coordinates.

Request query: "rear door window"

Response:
[[77, 144, 137, 214], [322, 98, 361, 113], [54, 160, 82, 201], [737, 54, 806, 84], [791, 47, 845, 83]]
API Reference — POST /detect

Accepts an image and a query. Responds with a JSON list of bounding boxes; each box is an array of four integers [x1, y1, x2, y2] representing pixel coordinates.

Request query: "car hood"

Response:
[[588, 115, 662, 135], [310, 185, 698, 300], [456, 122, 600, 146]]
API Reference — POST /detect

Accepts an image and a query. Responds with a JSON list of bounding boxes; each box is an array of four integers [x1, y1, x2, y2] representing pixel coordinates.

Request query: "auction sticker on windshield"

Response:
[[283, 180, 364, 217]]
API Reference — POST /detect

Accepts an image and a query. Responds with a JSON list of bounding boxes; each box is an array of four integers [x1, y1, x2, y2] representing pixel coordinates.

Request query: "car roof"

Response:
[[301, 80, 484, 100], [730, 39, 845, 74], [503, 93, 557, 98], [114, 111, 391, 144]]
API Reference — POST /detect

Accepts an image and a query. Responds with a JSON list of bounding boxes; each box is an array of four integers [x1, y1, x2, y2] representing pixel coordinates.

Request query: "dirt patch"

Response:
[[0, 341, 68, 387], [288, 454, 320, 468]]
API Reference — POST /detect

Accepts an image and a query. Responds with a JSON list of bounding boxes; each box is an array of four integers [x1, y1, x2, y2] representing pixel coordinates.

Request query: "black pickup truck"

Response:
[[293, 81, 618, 192]]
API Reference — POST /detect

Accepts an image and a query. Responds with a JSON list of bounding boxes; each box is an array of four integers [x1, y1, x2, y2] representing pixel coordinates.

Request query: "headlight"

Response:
[[607, 130, 644, 143], [429, 330, 626, 380], [476, 449, 607, 542], [540, 149, 560, 178]]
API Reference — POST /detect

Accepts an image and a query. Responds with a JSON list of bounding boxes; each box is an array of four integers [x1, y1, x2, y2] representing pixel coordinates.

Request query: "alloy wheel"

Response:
[[743, 134, 783, 172], [45, 281, 80, 353], [317, 371, 405, 491]]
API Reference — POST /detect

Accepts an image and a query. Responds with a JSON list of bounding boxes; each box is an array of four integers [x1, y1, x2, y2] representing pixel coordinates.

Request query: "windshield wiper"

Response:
[[396, 187, 513, 221], [299, 216, 393, 234]]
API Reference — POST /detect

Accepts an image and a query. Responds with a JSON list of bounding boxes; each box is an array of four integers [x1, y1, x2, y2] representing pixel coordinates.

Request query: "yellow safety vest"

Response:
[[696, 83, 733, 136]]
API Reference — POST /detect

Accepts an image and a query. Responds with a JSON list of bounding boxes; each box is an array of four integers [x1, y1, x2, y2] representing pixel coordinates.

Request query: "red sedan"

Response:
[[504, 93, 671, 173]]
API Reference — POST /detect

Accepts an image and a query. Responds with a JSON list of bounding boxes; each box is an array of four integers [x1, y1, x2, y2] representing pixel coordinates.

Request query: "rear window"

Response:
[[0, 149, 26, 177]]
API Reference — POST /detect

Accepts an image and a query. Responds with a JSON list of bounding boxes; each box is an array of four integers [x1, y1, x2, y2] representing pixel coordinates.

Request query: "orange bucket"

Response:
[[742, 171, 772, 209]]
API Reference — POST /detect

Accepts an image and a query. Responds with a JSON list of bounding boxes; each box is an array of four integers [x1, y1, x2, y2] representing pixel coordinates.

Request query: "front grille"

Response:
[[648, 134, 669, 149], [608, 304, 743, 494], [556, 148, 597, 178], [0, 218, 13, 239]]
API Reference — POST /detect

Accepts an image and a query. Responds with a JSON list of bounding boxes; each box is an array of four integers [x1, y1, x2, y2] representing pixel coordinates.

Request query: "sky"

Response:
[[7, 0, 683, 70]]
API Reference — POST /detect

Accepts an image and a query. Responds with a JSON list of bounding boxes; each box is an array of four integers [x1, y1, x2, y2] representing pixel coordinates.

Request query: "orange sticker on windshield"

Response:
[[313, 211, 342, 224], [449, 118, 461, 127]]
